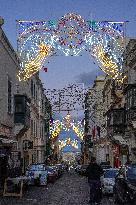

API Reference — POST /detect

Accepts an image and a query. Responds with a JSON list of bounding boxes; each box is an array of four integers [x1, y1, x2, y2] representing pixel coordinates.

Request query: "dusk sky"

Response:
[[1, 0, 136, 90]]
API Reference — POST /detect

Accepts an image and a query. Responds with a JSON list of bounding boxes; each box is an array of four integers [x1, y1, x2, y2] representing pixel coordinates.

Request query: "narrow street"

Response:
[[0, 171, 114, 205]]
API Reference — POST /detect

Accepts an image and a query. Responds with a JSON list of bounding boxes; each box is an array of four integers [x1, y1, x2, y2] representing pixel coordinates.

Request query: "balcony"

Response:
[[14, 95, 31, 137], [14, 95, 30, 125], [107, 108, 125, 135]]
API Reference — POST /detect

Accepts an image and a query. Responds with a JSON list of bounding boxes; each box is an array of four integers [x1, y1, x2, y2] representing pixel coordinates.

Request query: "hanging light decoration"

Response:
[[72, 120, 84, 140], [17, 42, 52, 81], [58, 138, 79, 150], [50, 119, 62, 140], [49, 113, 84, 141], [16, 15, 125, 81], [54, 13, 89, 56]]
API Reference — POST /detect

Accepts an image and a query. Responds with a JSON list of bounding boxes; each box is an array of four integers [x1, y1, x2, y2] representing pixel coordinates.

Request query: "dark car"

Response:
[[55, 164, 64, 177], [46, 166, 57, 183], [75, 165, 82, 173], [79, 164, 89, 176], [100, 162, 112, 170], [113, 164, 136, 204]]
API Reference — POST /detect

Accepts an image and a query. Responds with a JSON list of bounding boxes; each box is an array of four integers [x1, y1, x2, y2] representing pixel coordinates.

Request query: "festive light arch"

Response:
[[58, 138, 79, 150], [17, 13, 126, 82], [49, 114, 84, 143]]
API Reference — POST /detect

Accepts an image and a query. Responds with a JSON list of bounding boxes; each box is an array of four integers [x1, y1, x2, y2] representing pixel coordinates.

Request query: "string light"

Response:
[[58, 138, 79, 150]]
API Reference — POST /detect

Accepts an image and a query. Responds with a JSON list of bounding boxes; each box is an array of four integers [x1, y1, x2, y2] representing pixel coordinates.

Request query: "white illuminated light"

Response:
[[17, 15, 125, 81]]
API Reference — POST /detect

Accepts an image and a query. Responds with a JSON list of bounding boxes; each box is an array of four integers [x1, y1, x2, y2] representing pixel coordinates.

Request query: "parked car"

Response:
[[100, 162, 112, 170], [51, 165, 59, 178], [79, 164, 89, 176], [75, 165, 82, 173], [26, 163, 48, 186], [101, 168, 119, 194], [113, 164, 136, 204], [46, 166, 57, 183], [55, 164, 64, 176]]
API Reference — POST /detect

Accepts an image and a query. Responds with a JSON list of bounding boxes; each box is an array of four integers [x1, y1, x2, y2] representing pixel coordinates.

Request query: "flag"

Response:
[[43, 67, 48, 72], [97, 126, 101, 138], [92, 126, 96, 140]]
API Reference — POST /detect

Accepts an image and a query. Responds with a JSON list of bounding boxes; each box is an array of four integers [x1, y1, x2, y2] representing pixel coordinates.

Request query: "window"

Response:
[[31, 80, 33, 97], [15, 101, 23, 112], [31, 119, 33, 135], [8, 79, 12, 113], [34, 84, 35, 99], [33, 120, 35, 137], [36, 89, 37, 100], [36, 122, 38, 138], [133, 88, 136, 107], [42, 125, 44, 139]]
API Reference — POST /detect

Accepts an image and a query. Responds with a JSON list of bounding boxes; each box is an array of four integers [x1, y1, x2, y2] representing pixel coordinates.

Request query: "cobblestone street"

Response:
[[0, 172, 114, 205]]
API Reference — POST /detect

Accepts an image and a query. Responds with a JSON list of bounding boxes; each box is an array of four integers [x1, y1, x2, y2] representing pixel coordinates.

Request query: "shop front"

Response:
[[0, 137, 15, 189]]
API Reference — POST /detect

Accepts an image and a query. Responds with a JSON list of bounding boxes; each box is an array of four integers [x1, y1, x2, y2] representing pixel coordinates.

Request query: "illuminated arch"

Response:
[[16, 13, 126, 82]]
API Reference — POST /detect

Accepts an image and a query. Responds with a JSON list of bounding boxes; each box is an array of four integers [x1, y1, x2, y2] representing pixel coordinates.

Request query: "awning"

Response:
[[113, 135, 127, 145]]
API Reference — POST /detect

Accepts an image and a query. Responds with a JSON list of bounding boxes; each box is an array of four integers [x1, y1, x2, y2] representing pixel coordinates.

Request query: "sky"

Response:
[[1, 0, 136, 90]]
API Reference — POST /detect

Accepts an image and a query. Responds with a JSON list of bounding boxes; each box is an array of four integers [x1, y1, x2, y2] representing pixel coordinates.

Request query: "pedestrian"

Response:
[[65, 164, 69, 172], [86, 157, 104, 205]]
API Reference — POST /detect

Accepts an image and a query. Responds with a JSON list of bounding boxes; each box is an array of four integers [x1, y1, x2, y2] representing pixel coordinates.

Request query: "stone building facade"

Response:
[[123, 39, 136, 163], [0, 19, 52, 177], [0, 18, 20, 186]]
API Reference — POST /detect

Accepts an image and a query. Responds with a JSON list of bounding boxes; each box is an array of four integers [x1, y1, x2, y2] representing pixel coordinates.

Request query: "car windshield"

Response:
[[28, 164, 45, 171], [104, 169, 118, 178], [127, 165, 136, 179]]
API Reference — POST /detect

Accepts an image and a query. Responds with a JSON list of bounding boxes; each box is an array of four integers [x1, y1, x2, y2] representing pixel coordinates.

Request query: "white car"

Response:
[[101, 168, 119, 194], [26, 163, 48, 186], [75, 165, 82, 173]]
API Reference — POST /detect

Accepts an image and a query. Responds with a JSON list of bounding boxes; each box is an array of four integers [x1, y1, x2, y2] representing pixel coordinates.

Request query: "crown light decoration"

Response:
[[49, 114, 84, 141], [58, 138, 79, 150], [17, 13, 126, 81]]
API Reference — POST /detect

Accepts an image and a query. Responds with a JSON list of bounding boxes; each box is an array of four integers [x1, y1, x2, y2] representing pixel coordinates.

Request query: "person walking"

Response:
[[65, 164, 69, 172], [86, 157, 104, 205]]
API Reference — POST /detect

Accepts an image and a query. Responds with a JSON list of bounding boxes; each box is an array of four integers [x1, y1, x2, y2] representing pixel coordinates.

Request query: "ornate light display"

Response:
[[49, 113, 84, 142], [72, 120, 84, 140], [58, 138, 79, 150], [16, 14, 126, 82], [54, 13, 89, 56], [17, 20, 56, 81], [49, 119, 62, 141]]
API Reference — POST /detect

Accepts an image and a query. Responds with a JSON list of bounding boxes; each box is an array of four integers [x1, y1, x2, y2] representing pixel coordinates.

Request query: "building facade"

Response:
[[0, 19, 52, 179]]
